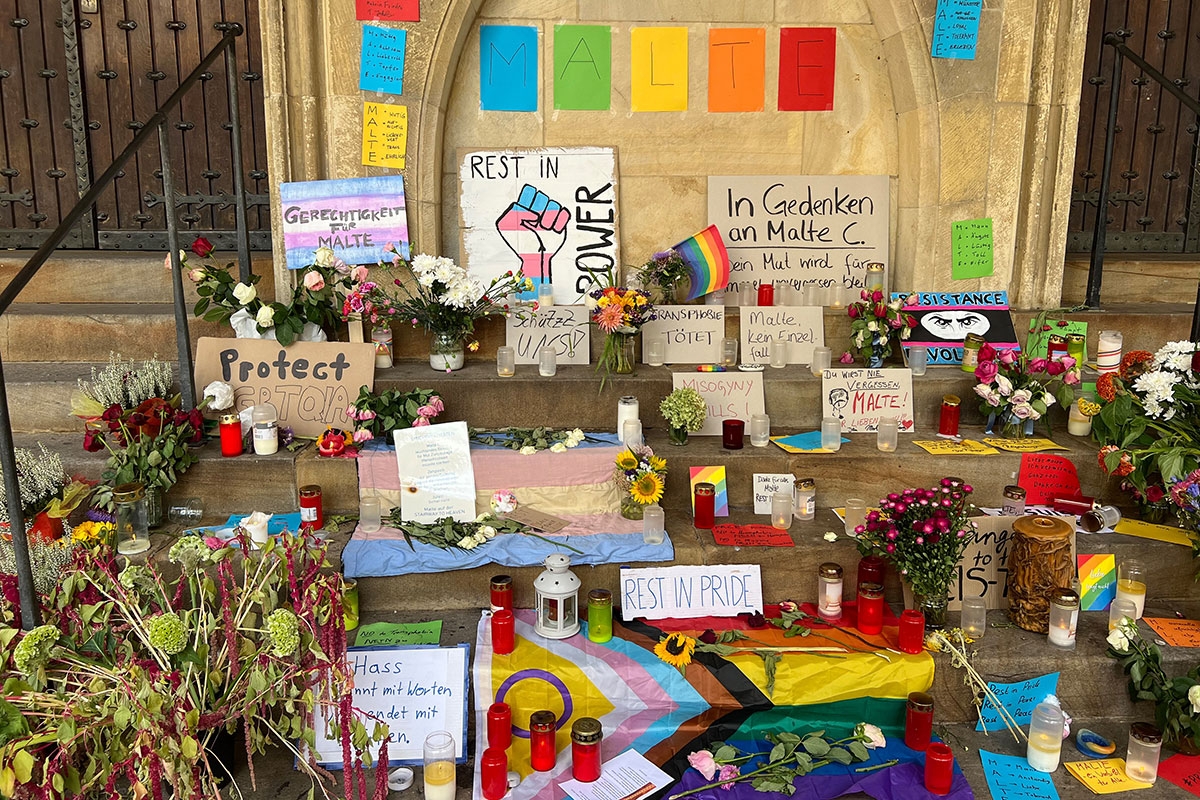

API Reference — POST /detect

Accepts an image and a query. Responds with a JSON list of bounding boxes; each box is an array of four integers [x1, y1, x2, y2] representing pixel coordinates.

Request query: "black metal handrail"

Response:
[[1089, 32, 1200, 341], [0, 22, 252, 629]]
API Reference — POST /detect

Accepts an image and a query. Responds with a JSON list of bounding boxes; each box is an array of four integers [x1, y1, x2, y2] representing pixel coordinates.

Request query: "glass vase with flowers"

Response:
[[586, 268, 656, 388]]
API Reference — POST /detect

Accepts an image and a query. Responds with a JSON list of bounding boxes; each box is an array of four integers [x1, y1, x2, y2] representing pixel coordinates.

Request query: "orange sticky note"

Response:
[[1145, 618, 1200, 648], [708, 28, 765, 112], [631, 27, 688, 111]]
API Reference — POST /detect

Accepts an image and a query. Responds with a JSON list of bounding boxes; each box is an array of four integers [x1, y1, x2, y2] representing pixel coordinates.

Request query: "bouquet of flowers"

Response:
[[1108, 616, 1200, 752], [972, 342, 1079, 437], [187, 239, 367, 345], [586, 269, 655, 386], [855, 477, 977, 627], [1170, 468, 1200, 566], [345, 386, 445, 443], [636, 249, 690, 303], [614, 445, 667, 518], [0, 444, 92, 544], [659, 388, 707, 445], [843, 290, 918, 366], [1093, 342, 1200, 504]]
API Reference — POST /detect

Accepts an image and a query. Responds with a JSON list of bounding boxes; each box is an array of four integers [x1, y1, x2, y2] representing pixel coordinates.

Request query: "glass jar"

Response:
[[899, 609, 926, 654], [865, 263, 886, 293], [938, 395, 961, 438], [794, 478, 816, 521], [539, 346, 557, 377], [750, 414, 771, 447], [907, 346, 928, 376], [1047, 334, 1068, 360], [844, 498, 868, 537], [538, 282, 555, 307], [820, 416, 841, 451], [1067, 398, 1093, 436], [587, 590, 613, 643], [530, 711, 558, 772], [961, 597, 987, 639], [219, 413, 243, 457], [481, 747, 508, 800], [810, 346, 832, 377], [1080, 505, 1121, 533], [757, 282, 774, 306], [113, 482, 151, 555], [1116, 558, 1147, 619], [694, 484, 716, 529], [372, 325, 394, 369], [1125, 722, 1163, 784], [818, 563, 843, 621], [769, 338, 788, 368], [490, 575, 513, 613], [491, 609, 514, 655], [771, 492, 792, 530], [857, 555, 884, 592], [1066, 333, 1086, 378], [497, 345, 516, 377], [298, 485, 323, 531], [1109, 597, 1137, 630], [616, 396, 639, 437], [721, 337, 739, 368], [571, 717, 604, 782], [1047, 588, 1078, 649], [925, 742, 954, 795], [251, 403, 279, 455], [722, 419, 745, 450], [423, 731, 457, 800], [1097, 330, 1123, 374], [876, 416, 898, 452], [857, 582, 884, 635], [905, 692, 934, 751], [1002, 485, 1026, 516], [1027, 702, 1065, 772], [360, 496, 382, 533], [645, 335, 666, 367], [486, 702, 512, 751], [961, 333, 985, 372], [430, 331, 466, 371]]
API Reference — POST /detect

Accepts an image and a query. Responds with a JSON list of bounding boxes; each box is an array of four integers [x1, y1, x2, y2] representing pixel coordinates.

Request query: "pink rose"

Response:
[[1028, 357, 1048, 374], [1064, 371, 1081, 386], [428, 396, 445, 414], [840, 351, 855, 364], [302, 270, 326, 291], [350, 265, 370, 283], [847, 305, 860, 319], [383, 242, 396, 253], [188, 268, 205, 283], [345, 404, 359, 420], [688, 751, 718, 781], [974, 360, 999, 383], [417, 404, 437, 418], [359, 409, 376, 421], [352, 428, 374, 443], [411, 416, 430, 426], [1060, 355, 1077, 371], [871, 290, 884, 303], [997, 348, 1017, 366], [1046, 360, 1064, 376], [717, 765, 740, 789]]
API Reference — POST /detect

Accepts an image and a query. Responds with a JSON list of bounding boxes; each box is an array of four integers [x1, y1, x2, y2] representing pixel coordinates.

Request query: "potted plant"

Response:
[[659, 388, 707, 446]]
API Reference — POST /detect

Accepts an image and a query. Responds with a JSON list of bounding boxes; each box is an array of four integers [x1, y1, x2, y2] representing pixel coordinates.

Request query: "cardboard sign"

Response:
[[194, 337, 375, 438], [672, 372, 765, 436], [912, 439, 999, 455], [504, 506, 569, 533], [1078, 554, 1116, 611], [712, 524, 795, 548], [356, 620, 442, 647], [279, 175, 410, 269], [1018, 453, 1082, 505], [821, 368, 915, 433], [639, 305, 725, 364], [753, 473, 796, 515], [459, 146, 619, 304], [932, 0, 983, 60], [689, 466, 728, 516], [313, 645, 469, 766], [620, 564, 763, 621], [740, 306, 824, 365], [393, 421, 477, 523], [977, 672, 1060, 732], [979, 750, 1061, 800], [708, 175, 889, 307], [1065, 759, 1155, 794], [505, 305, 590, 365], [897, 291, 1020, 365], [952, 515, 1013, 611], [1145, 617, 1200, 648]]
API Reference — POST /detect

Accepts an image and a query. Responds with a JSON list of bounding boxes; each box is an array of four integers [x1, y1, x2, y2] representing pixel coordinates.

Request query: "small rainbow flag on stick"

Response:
[[674, 224, 731, 301]]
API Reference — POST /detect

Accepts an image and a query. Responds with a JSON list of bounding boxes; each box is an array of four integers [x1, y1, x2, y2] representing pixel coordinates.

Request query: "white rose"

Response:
[[823, 531, 838, 542], [1106, 626, 1131, 653], [255, 305, 275, 328], [314, 246, 335, 267], [519, 445, 537, 455], [570, 428, 585, 442], [457, 536, 477, 550], [1011, 389, 1033, 405], [550, 442, 568, 453], [1189, 685, 1200, 715], [584, 294, 599, 310], [856, 723, 887, 750], [995, 375, 1013, 396], [475, 513, 492, 523], [232, 282, 256, 305], [479, 526, 497, 540], [472, 532, 489, 545], [239, 511, 272, 545], [867, 321, 879, 332], [203, 380, 235, 411]]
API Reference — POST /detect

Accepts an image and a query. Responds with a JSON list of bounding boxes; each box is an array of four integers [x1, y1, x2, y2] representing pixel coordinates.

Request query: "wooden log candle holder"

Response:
[[1006, 515, 1075, 633]]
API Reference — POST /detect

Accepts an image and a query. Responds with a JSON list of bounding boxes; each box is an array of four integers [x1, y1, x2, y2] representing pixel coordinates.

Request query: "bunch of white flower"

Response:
[[78, 352, 173, 408]]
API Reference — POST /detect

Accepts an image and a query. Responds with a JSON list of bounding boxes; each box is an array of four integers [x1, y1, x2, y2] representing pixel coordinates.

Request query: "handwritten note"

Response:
[[361, 25, 407, 95], [506, 305, 589, 365], [1018, 453, 1082, 505], [1078, 554, 1116, 611], [951, 218, 994, 280], [362, 102, 408, 169], [1145, 617, 1200, 648], [313, 645, 468, 765], [554, 25, 611, 111], [673, 372, 765, 436], [1114, 518, 1193, 547], [278, 175, 410, 268], [977, 672, 1059, 731], [931, 0, 982, 60], [620, 564, 763, 621], [754, 474, 796, 515], [740, 306, 824, 365], [356, 620, 442, 647], [393, 421, 477, 523], [1065, 759, 1155, 794], [356, 0, 419, 22], [778, 27, 835, 111], [953, 515, 1012, 611], [480, 26, 538, 111], [821, 368, 915, 433], [640, 306, 725, 364], [690, 466, 728, 516], [983, 437, 1068, 453], [1030, 320, 1088, 360], [913, 439, 999, 455], [709, 28, 765, 112], [631, 27, 688, 111], [1159, 753, 1200, 797], [712, 523, 795, 548]]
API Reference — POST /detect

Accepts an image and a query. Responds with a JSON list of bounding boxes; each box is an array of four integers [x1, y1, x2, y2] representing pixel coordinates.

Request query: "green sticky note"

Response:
[[355, 620, 442, 647], [951, 218, 994, 280], [554, 25, 611, 110]]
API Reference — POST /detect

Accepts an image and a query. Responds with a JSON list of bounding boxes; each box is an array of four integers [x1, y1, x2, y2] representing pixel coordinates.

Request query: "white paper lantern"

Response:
[[533, 554, 581, 639]]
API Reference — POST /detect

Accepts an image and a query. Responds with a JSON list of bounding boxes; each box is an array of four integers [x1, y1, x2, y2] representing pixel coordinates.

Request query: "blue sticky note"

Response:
[[480, 26, 538, 111], [979, 750, 1060, 800], [977, 672, 1059, 731], [361, 25, 407, 95], [775, 430, 850, 451], [931, 0, 982, 60]]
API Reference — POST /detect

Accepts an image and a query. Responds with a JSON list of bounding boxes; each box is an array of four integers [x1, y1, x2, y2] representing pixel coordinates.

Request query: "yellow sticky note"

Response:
[[1114, 519, 1193, 547], [1064, 759, 1154, 794], [362, 101, 407, 169], [981, 437, 1067, 452], [631, 27, 688, 111], [912, 439, 1000, 455]]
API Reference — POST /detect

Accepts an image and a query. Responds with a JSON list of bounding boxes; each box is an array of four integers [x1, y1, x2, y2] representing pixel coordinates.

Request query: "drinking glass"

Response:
[[496, 346, 515, 377], [750, 414, 771, 447], [360, 497, 382, 533], [645, 336, 666, 366], [876, 416, 899, 452], [843, 497, 867, 536], [821, 416, 842, 451], [721, 337, 739, 367], [770, 338, 788, 368], [771, 492, 792, 530], [961, 597, 987, 639], [810, 346, 832, 377], [538, 346, 557, 377], [907, 346, 928, 376]]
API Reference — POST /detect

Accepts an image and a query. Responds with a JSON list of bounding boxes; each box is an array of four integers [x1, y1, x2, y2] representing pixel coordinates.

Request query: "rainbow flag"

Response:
[[674, 224, 730, 301]]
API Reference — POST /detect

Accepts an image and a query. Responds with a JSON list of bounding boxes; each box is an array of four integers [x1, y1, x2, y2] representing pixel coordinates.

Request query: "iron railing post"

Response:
[[1087, 34, 1125, 309], [0, 352, 40, 630], [159, 122, 197, 410], [222, 25, 252, 284]]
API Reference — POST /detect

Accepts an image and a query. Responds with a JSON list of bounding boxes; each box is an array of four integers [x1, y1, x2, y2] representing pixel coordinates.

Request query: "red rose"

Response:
[[906, 315, 917, 328], [871, 290, 884, 303], [101, 403, 123, 422], [1146, 485, 1165, 503], [698, 630, 718, 645], [848, 304, 860, 319], [191, 236, 214, 257], [873, 302, 887, 318], [82, 430, 105, 452], [978, 343, 996, 362]]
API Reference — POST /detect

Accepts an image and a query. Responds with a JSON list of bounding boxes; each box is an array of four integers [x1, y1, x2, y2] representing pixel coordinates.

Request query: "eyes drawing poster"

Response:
[[895, 291, 1020, 365]]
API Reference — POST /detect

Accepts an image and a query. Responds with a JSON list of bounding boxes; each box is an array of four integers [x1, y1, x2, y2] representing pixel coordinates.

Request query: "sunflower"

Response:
[[615, 450, 639, 471], [648, 455, 667, 472], [654, 632, 696, 672], [631, 472, 664, 505]]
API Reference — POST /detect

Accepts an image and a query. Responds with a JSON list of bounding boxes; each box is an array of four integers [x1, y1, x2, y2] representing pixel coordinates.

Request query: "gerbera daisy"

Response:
[[615, 450, 638, 471], [631, 472, 665, 505], [596, 303, 626, 333], [654, 632, 696, 672]]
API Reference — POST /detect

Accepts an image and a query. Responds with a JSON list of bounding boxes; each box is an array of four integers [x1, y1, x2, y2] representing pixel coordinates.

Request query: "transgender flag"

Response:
[[674, 224, 730, 301]]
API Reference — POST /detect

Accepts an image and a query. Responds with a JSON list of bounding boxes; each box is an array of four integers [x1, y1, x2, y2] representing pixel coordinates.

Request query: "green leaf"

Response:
[[827, 747, 853, 765], [713, 745, 738, 762], [769, 743, 786, 763], [802, 737, 830, 757], [181, 735, 199, 760], [848, 741, 870, 761], [13, 749, 33, 783]]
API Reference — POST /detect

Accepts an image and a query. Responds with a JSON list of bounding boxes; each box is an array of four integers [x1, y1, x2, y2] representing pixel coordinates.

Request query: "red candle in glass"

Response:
[[298, 485, 323, 531], [722, 419, 745, 450], [694, 484, 716, 529], [757, 283, 774, 306], [530, 711, 558, 772], [856, 556, 885, 592], [905, 692, 935, 751], [491, 609, 515, 655], [924, 742, 954, 795], [570, 718, 603, 782], [856, 582, 884, 635], [219, 413, 243, 457], [487, 702, 512, 750], [481, 747, 509, 800], [898, 609, 925, 654], [490, 575, 513, 613], [938, 395, 961, 438]]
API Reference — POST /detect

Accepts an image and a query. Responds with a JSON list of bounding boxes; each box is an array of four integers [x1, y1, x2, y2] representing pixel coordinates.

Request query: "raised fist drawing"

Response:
[[495, 184, 570, 294]]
